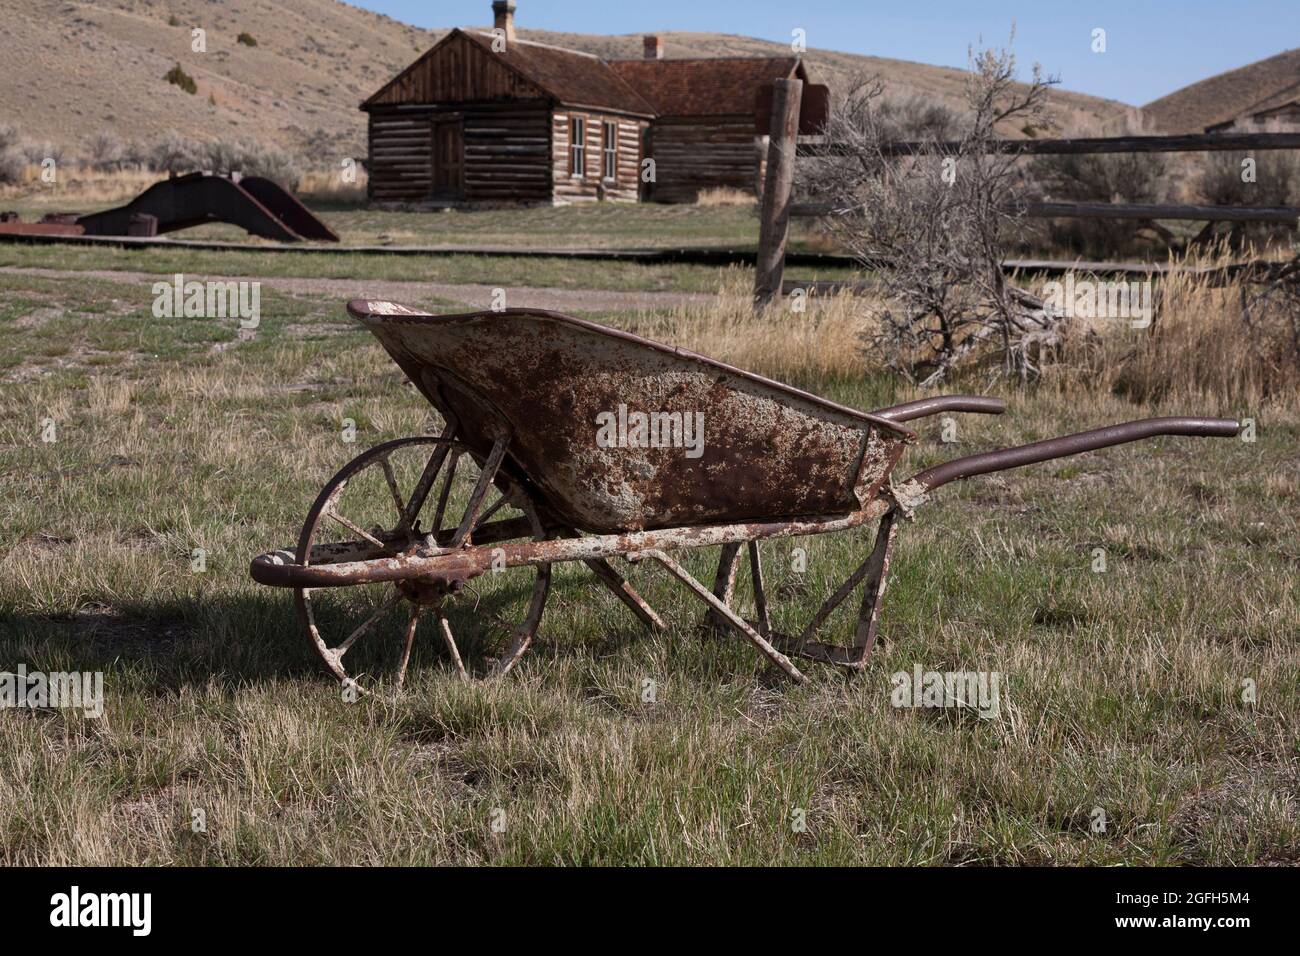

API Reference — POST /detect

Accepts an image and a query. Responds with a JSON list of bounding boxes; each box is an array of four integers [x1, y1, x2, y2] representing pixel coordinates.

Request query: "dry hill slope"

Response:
[[1143, 47, 1300, 132], [0, 0, 1127, 162]]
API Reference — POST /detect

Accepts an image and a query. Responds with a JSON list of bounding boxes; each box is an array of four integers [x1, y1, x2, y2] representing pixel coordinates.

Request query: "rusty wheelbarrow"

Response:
[[250, 302, 1241, 689]]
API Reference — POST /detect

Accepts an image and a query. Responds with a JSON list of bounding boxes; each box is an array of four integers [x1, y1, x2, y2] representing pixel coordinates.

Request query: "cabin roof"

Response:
[[363, 29, 806, 121], [363, 29, 656, 116], [608, 57, 805, 117], [459, 31, 656, 115]]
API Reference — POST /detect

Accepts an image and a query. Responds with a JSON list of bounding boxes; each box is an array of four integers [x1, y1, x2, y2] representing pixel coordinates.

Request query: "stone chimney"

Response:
[[492, 1, 516, 42], [643, 34, 663, 59]]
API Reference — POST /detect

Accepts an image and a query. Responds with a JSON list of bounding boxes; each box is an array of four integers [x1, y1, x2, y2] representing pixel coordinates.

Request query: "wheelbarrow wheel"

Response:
[[292, 435, 551, 693]]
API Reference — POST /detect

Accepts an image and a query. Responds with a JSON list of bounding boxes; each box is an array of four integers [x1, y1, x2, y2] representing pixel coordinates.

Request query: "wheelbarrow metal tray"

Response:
[[347, 300, 916, 535]]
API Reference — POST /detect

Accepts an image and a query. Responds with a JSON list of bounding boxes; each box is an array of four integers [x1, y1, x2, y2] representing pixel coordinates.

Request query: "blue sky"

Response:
[[352, 1, 1300, 105]]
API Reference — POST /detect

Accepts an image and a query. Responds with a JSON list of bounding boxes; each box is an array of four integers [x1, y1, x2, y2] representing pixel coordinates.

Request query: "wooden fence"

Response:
[[755, 78, 1300, 305]]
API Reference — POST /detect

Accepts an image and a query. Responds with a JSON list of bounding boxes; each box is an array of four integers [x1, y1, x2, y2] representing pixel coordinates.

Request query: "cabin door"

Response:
[[430, 119, 464, 200]]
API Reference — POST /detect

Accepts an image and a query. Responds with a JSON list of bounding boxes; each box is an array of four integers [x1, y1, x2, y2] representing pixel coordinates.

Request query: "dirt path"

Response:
[[0, 266, 712, 312]]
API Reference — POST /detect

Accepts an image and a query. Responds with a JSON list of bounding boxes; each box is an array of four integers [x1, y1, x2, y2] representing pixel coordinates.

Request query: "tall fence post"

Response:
[[754, 78, 802, 308]]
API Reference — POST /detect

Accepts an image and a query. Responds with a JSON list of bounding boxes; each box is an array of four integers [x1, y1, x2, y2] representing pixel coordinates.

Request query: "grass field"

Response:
[[0, 214, 1297, 865], [4, 175, 829, 254]]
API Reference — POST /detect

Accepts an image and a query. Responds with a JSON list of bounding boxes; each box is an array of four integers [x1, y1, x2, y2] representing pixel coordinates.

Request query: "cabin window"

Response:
[[602, 122, 618, 182], [569, 116, 586, 178]]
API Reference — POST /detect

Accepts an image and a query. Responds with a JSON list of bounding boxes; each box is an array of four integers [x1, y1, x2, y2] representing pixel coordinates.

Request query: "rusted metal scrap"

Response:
[[249, 302, 1242, 691], [0, 172, 337, 242]]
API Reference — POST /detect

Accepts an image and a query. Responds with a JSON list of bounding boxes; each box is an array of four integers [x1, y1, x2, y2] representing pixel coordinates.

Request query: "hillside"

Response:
[[1143, 47, 1300, 132], [0, 0, 1128, 162]]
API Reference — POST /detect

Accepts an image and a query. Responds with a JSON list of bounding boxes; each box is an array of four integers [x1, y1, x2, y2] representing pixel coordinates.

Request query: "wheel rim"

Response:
[[292, 436, 551, 692]]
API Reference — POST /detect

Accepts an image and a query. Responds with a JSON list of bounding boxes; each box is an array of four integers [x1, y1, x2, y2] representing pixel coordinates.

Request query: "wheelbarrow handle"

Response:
[[908, 416, 1242, 491], [873, 395, 1007, 422]]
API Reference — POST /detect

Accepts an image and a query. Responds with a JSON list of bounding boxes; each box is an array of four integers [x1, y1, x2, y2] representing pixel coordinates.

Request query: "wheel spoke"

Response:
[[437, 614, 469, 681], [402, 429, 457, 529], [431, 451, 462, 535], [450, 437, 509, 548], [333, 591, 403, 658], [326, 509, 386, 549], [395, 608, 421, 689], [476, 491, 509, 527], [379, 457, 408, 530]]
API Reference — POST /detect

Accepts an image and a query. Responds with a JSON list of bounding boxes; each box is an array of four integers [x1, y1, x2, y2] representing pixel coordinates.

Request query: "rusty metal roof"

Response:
[[609, 57, 807, 118]]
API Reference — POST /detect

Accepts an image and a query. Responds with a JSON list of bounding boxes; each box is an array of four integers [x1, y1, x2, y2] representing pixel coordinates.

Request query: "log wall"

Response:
[[368, 107, 433, 203], [464, 104, 552, 203], [368, 102, 553, 204], [647, 116, 764, 203], [552, 111, 645, 204]]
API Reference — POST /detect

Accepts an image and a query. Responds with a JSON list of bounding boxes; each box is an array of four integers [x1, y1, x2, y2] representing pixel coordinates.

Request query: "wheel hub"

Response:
[[394, 576, 465, 607]]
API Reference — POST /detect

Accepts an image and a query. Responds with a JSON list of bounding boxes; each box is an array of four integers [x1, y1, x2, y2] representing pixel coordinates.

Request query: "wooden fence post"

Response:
[[754, 78, 802, 308]]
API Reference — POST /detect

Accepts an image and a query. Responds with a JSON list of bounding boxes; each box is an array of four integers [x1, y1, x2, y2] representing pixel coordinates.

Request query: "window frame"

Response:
[[602, 121, 618, 183], [569, 114, 587, 180]]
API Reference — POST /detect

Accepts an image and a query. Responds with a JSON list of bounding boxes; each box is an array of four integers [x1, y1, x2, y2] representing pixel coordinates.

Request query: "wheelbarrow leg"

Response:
[[583, 556, 665, 631], [747, 540, 771, 638], [636, 549, 804, 683], [849, 512, 898, 665], [555, 526, 664, 631], [789, 511, 898, 668], [704, 542, 743, 634]]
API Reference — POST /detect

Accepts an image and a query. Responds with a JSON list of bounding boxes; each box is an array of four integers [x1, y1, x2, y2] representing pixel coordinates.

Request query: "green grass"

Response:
[[0, 266, 1296, 866], [0, 242, 865, 295], [6, 193, 833, 253]]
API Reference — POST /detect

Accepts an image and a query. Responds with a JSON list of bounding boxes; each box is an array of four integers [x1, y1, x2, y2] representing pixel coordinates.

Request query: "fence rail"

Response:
[[789, 200, 1300, 224], [796, 131, 1300, 157], [758, 81, 1300, 306]]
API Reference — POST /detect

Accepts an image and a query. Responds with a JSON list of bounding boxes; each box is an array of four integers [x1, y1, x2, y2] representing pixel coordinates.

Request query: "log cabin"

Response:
[[361, 1, 811, 206]]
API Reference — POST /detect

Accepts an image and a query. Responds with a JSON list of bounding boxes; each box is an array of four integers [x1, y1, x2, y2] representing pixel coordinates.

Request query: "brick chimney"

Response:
[[643, 34, 663, 59], [492, 1, 516, 42]]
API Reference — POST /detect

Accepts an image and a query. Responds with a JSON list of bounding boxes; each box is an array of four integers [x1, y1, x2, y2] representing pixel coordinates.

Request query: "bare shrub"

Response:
[[802, 42, 1062, 385], [149, 131, 205, 173], [1180, 151, 1300, 249], [22, 140, 65, 165], [870, 93, 962, 142], [84, 131, 126, 172], [202, 139, 300, 188], [0, 149, 25, 185], [1028, 115, 1170, 258]]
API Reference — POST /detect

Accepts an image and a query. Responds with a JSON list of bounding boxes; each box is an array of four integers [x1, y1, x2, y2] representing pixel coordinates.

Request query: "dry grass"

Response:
[[694, 187, 756, 207], [633, 265, 1300, 411], [297, 168, 369, 205], [627, 269, 867, 385], [1038, 253, 1300, 410], [0, 166, 160, 210]]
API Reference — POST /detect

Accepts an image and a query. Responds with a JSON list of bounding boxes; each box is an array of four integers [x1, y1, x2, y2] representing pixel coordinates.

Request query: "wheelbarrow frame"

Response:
[[251, 373, 1241, 685]]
